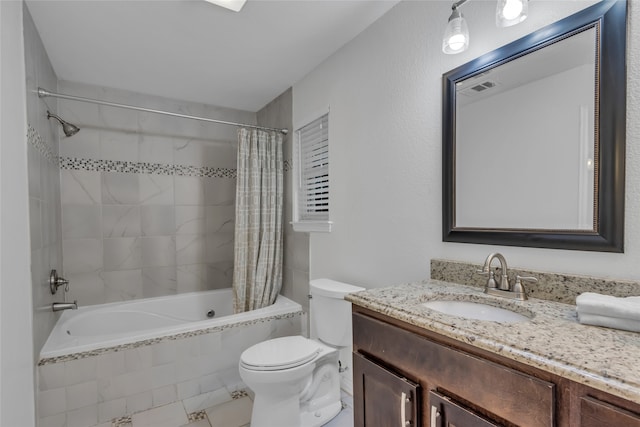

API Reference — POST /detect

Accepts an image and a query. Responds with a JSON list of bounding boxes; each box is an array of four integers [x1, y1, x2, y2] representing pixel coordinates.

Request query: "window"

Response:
[[293, 112, 331, 232]]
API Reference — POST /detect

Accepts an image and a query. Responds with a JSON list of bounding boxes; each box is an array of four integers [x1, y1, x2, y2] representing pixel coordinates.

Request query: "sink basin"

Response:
[[421, 300, 530, 323]]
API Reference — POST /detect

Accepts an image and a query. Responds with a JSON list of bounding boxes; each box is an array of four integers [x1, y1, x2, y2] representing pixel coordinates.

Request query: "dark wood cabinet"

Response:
[[352, 305, 640, 427], [429, 390, 499, 427], [580, 396, 640, 427], [353, 352, 420, 427]]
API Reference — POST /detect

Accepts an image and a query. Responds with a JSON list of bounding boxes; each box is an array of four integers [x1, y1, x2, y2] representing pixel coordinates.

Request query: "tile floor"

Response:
[[102, 390, 354, 427]]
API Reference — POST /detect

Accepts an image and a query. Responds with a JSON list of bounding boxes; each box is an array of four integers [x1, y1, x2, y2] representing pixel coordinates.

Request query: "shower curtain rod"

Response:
[[37, 87, 288, 135]]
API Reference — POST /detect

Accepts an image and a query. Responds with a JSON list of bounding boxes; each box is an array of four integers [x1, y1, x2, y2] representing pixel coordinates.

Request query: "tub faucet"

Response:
[[52, 301, 77, 312]]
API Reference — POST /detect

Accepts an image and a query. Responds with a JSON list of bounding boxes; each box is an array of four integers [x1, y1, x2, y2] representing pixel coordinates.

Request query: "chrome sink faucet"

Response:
[[477, 253, 536, 301]]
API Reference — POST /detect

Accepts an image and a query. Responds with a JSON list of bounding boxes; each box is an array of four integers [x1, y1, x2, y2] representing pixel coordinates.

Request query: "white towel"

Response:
[[577, 313, 640, 333], [576, 292, 640, 332]]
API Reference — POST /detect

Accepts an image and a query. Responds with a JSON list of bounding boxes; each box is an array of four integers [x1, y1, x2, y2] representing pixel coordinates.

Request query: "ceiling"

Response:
[[25, 0, 400, 112]]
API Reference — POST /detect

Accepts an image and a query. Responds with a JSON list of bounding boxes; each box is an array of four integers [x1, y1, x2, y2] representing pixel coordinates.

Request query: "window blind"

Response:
[[297, 114, 329, 222]]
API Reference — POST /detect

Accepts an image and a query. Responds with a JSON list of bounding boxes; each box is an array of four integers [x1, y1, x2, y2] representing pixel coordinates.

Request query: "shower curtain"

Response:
[[232, 128, 284, 313]]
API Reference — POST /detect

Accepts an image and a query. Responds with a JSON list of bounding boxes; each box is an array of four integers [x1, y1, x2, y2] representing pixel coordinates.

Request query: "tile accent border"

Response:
[[27, 124, 238, 178], [27, 124, 58, 166], [431, 259, 640, 305], [187, 410, 207, 422], [59, 157, 237, 178], [38, 310, 304, 366], [230, 390, 249, 399], [111, 415, 132, 427]]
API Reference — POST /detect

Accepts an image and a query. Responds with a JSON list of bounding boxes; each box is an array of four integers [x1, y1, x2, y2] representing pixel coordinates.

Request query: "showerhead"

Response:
[[46, 111, 80, 137]]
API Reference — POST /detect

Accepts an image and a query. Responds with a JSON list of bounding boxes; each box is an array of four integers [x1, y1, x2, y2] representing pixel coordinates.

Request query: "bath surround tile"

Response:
[[102, 172, 140, 205], [102, 205, 141, 238], [205, 396, 252, 427], [38, 311, 303, 426], [126, 391, 153, 415], [175, 206, 206, 235], [130, 401, 188, 427], [103, 237, 141, 271], [38, 387, 66, 418], [183, 389, 232, 414], [66, 380, 98, 411], [66, 404, 98, 427], [152, 385, 178, 407], [60, 170, 102, 205], [97, 398, 127, 424], [139, 174, 174, 205], [141, 205, 175, 236]]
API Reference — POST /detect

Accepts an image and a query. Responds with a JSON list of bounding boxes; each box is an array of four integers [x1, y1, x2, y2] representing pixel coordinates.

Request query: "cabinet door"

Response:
[[580, 396, 640, 427], [353, 352, 420, 427], [429, 391, 499, 427]]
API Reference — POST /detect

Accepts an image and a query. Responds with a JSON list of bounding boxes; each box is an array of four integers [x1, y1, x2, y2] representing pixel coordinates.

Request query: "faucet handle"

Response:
[[512, 275, 537, 300], [515, 275, 538, 284]]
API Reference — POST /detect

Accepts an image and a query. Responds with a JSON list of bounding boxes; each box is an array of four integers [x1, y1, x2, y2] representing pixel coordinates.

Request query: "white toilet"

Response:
[[239, 278, 365, 427]]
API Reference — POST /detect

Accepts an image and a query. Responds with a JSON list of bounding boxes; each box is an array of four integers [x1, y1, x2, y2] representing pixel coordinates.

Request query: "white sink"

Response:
[[421, 300, 530, 323]]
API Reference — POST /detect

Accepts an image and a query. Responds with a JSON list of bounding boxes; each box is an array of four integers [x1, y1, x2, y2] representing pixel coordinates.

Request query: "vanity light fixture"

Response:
[[442, 5, 470, 54], [442, 0, 529, 54], [496, 0, 528, 27], [203, 0, 247, 12]]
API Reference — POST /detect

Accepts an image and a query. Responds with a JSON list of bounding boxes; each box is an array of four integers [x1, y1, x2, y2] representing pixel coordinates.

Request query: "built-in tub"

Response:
[[37, 289, 304, 426]]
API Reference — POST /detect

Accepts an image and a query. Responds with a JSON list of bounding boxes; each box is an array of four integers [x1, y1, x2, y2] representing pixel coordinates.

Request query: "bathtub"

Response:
[[37, 289, 304, 426], [40, 288, 302, 360]]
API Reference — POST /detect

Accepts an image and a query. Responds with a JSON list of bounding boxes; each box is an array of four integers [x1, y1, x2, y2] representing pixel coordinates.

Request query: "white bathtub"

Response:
[[40, 288, 302, 359], [37, 289, 304, 425]]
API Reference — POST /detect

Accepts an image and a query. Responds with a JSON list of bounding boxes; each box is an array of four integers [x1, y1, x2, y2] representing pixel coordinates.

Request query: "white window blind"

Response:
[[293, 113, 331, 232]]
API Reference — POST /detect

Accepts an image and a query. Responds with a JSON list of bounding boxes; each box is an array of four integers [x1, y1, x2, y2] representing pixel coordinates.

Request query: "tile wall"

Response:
[[23, 4, 64, 359], [37, 311, 304, 427], [56, 81, 257, 306]]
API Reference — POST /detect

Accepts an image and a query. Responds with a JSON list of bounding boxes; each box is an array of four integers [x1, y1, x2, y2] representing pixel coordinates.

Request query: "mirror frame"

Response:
[[442, 0, 626, 252]]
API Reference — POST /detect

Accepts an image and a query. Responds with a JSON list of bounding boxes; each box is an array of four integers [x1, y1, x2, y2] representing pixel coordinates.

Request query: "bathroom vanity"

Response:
[[347, 281, 640, 427]]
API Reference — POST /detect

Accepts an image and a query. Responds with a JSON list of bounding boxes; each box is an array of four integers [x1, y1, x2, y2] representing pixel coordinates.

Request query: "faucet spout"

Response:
[[52, 301, 78, 312], [480, 252, 510, 291]]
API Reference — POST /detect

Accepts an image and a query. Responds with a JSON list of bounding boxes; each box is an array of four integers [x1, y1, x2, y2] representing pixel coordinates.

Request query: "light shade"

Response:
[[204, 0, 247, 12], [496, 0, 528, 27], [442, 8, 469, 54]]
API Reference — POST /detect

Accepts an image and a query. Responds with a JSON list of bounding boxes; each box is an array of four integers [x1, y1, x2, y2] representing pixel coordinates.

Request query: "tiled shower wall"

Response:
[[23, 4, 64, 359], [57, 81, 257, 306]]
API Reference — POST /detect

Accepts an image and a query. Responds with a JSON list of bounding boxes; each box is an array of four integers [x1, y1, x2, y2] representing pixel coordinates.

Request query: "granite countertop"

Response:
[[346, 279, 640, 405]]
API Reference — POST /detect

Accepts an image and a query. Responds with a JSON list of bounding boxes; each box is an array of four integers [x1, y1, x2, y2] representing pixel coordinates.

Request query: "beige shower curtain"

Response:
[[232, 128, 284, 313]]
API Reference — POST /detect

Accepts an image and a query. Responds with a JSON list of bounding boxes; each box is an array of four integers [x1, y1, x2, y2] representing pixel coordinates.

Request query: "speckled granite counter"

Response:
[[346, 279, 640, 405]]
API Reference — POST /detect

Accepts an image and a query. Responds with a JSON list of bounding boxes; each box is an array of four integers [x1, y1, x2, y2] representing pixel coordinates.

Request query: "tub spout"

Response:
[[52, 301, 77, 312]]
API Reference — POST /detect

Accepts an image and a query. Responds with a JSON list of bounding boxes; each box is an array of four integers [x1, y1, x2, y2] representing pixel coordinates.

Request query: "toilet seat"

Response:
[[240, 336, 321, 371]]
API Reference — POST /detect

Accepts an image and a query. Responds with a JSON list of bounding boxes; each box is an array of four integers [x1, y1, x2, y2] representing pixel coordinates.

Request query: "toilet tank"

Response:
[[310, 279, 365, 347]]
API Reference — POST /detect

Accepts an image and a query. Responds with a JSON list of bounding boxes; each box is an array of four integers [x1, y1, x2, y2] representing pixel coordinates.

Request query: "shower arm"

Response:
[[37, 87, 288, 135]]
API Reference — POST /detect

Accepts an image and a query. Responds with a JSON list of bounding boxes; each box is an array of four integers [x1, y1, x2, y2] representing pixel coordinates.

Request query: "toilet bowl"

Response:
[[238, 279, 365, 427]]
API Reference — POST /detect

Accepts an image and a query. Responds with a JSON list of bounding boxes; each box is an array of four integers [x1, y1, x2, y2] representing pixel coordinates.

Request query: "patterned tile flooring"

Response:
[[105, 390, 354, 427]]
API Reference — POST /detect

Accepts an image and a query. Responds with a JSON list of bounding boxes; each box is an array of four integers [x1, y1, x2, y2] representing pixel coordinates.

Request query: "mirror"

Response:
[[442, 0, 626, 252]]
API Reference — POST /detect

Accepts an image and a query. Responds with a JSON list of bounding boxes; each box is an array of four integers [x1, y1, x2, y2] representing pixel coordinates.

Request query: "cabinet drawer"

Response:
[[580, 396, 640, 427], [353, 312, 555, 427]]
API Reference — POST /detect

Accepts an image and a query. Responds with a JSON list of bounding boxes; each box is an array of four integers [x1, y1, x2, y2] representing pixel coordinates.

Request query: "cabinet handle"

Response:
[[401, 391, 411, 426], [430, 405, 441, 427]]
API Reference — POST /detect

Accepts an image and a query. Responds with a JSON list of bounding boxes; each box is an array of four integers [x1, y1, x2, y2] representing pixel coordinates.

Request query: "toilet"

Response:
[[239, 278, 365, 427]]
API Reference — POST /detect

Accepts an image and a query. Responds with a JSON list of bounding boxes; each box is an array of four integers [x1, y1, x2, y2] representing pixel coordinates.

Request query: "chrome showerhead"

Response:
[[46, 111, 80, 137]]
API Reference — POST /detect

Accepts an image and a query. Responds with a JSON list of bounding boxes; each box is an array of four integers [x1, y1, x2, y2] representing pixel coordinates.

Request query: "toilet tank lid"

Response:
[[310, 279, 365, 299]]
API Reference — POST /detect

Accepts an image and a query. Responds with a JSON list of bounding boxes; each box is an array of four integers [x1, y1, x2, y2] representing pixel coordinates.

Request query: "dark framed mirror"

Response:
[[442, 0, 626, 252]]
